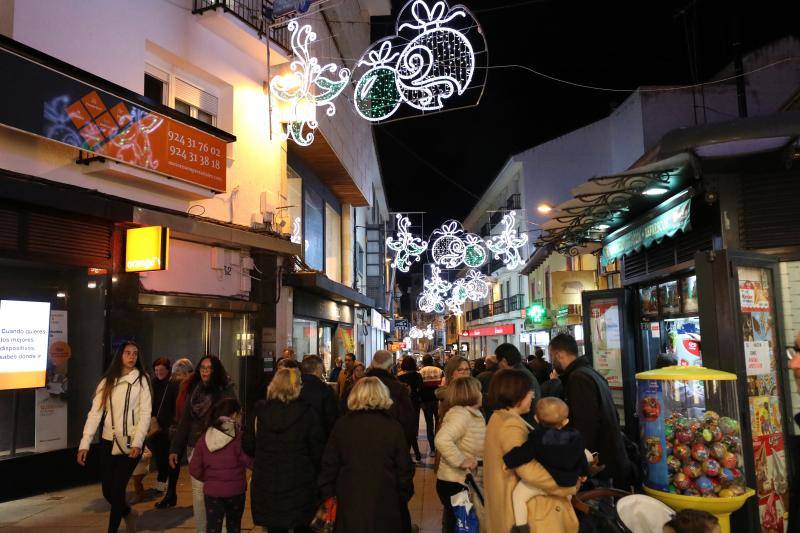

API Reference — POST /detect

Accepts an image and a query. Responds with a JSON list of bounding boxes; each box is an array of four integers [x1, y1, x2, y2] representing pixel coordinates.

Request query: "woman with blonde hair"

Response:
[[319, 377, 415, 533], [435, 376, 486, 533], [243, 368, 325, 533]]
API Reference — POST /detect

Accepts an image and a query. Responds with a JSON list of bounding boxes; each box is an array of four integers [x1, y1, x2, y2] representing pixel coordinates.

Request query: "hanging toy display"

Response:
[[353, 0, 488, 123]]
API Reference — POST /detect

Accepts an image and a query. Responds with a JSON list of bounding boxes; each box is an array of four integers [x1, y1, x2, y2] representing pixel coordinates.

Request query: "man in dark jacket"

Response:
[[549, 333, 630, 489], [494, 343, 541, 425], [345, 350, 417, 448], [299, 354, 339, 436]]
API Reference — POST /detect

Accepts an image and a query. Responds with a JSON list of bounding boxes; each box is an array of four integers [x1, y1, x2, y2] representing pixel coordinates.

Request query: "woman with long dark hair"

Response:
[[169, 355, 235, 533], [77, 341, 152, 533]]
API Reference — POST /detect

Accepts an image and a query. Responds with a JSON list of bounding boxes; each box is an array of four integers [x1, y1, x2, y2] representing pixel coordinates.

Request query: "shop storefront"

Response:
[[460, 323, 516, 358], [541, 114, 800, 532]]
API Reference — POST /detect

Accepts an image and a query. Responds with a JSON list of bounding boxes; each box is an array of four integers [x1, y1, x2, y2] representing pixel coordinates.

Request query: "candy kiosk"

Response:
[[637, 366, 755, 533]]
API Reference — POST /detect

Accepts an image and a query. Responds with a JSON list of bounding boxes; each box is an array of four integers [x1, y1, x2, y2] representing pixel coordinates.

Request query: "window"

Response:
[[304, 188, 324, 271], [325, 204, 341, 283], [144, 73, 167, 105], [173, 78, 218, 126]]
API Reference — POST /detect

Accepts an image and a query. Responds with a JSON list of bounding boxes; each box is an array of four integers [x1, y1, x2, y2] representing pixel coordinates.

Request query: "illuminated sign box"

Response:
[[0, 300, 51, 390], [460, 324, 515, 337], [126, 226, 169, 272]]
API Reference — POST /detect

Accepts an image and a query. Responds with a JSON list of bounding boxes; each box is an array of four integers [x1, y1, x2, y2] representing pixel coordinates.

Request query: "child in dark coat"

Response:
[[503, 397, 592, 533], [188, 398, 252, 533]]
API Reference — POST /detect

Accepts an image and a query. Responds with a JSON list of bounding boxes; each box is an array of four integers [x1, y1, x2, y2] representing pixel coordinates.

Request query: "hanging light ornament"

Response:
[[418, 265, 451, 314], [462, 233, 487, 267], [270, 21, 351, 146], [387, 214, 428, 271], [409, 325, 424, 339], [430, 220, 466, 268], [386, 214, 428, 272], [464, 270, 489, 301], [485, 211, 528, 270], [424, 323, 435, 339], [353, 0, 487, 123]]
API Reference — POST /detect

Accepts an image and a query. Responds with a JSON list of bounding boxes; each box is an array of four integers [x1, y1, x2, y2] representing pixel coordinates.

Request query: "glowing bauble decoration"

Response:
[[270, 21, 351, 146], [353, 0, 486, 123], [430, 220, 466, 268], [463, 233, 487, 268], [386, 214, 428, 272], [485, 211, 528, 270], [464, 270, 489, 301], [409, 325, 424, 339]]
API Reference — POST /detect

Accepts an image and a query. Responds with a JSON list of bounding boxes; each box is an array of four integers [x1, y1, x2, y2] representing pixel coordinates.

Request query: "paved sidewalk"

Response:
[[0, 422, 444, 532]]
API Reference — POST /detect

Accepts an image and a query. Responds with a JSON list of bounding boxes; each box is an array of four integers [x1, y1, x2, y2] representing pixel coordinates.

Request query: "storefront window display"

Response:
[[0, 261, 107, 457], [304, 187, 324, 271], [293, 318, 318, 359]]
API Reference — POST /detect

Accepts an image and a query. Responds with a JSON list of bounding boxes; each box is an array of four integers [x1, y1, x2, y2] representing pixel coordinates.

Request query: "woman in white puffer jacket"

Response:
[[77, 341, 152, 533], [435, 376, 486, 533]]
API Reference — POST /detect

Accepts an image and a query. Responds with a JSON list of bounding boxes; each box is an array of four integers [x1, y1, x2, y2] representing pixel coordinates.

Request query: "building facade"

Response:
[[0, 0, 390, 499]]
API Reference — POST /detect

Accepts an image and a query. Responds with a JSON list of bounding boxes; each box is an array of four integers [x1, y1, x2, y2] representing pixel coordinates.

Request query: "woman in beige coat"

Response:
[[484, 369, 579, 533], [434, 377, 486, 533]]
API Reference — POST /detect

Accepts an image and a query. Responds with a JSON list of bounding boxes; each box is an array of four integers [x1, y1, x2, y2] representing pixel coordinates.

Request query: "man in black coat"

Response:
[[344, 350, 417, 448], [299, 355, 339, 437], [549, 333, 630, 489], [493, 343, 541, 425]]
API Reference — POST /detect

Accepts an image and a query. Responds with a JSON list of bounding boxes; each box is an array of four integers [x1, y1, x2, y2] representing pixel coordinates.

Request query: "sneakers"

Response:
[[124, 508, 138, 532]]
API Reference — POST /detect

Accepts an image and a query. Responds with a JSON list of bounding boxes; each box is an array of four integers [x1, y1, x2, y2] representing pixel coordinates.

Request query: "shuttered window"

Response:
[[174, 78, 218, 125]]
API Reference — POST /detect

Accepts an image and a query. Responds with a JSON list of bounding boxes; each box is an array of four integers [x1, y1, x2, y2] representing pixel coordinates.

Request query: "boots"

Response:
[[155, 492, 177, 509], [510, 526, 530, 533]]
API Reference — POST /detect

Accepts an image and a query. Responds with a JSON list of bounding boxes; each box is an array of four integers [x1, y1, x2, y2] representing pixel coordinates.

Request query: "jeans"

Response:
[[188, 447, 207, 533], [98, 439, 139, 533], [205, 493, 245, 533], [436, 479, 465, 533], [422, 400, 438, 452]]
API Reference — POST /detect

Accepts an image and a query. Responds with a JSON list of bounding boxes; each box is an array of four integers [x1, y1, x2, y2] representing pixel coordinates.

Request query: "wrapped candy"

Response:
[[691, 443, 709, 462], [674, 443, 691, 462], [704, 411, 721, 424], [667, 455, 682, 473], [721, 452, 739, 469], [673, 472, 691, 490], [702, 458, 720, 477], [719, 417, 739, 435], [675, 430, 692, 444], [696, 475, 714, 495], [710, 442, 728, 460], [683, 461, 703, 479]]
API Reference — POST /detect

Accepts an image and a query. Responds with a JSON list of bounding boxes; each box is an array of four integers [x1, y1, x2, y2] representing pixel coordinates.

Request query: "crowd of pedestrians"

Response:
[[75, 332, 656, 533]]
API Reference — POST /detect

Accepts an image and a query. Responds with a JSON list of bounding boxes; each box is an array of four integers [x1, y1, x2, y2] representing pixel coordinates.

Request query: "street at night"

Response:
[[0, 1, 799, 532]]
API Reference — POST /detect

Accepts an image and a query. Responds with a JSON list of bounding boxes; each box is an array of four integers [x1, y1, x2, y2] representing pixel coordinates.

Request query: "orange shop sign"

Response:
[[125, 226, 169, 272]]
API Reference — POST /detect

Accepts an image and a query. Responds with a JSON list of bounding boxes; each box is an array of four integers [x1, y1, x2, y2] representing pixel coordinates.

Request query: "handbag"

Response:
[[148, 383, 168, 439], [310, 497, 337, 533]]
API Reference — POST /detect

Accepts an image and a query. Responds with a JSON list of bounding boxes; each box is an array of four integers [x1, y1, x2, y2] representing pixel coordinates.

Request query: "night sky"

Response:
[[372, 0, 799, 228]]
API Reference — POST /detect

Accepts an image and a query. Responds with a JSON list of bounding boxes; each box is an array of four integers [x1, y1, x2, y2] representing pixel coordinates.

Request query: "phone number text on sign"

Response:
[[164, 124, 226, 190]]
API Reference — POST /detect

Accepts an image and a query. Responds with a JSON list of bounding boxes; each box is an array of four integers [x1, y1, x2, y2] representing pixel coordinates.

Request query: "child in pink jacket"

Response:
[[189, 398, 252, 533]]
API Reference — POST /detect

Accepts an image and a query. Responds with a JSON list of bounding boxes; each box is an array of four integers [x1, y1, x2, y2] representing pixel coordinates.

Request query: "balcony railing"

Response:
[[464, 294, 526, 324], [193, 0, 292, 51], [506, 193, 521, 210]]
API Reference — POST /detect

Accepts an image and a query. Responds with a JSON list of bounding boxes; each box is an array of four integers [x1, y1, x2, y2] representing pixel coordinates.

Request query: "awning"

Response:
[[284, 271, 375, 308], [600, 197, 692, 265], [537, 153, 695, 254]]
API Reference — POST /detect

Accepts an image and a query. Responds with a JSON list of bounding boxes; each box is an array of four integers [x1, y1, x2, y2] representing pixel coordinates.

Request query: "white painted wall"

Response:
[[3, 0, 285, 229], [140, 239, 251, 297]]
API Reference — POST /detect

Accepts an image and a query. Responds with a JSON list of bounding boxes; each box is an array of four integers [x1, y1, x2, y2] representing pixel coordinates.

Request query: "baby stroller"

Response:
[[573, 488, 675, 533]]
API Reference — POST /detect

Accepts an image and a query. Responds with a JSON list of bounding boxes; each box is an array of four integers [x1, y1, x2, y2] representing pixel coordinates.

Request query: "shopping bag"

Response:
[[451, 489, 479, 533], [310, 496, 337, 533], [465, 473, 486, 531]]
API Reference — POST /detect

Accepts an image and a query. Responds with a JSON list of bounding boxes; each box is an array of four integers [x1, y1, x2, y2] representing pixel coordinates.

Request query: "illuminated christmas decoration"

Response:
[[463, 233, 487, 267], [417, 265, 450, 314], [464, 269, 489, 301], [386, 214, 428, 272], [270, 21, 351, 146], [409, 325, 424, 339], [485, 211, 528, 270], [430, 220, 466, 268], [290, 217, 302, 244], [353, 0, 487, 123], [424, 323, 435, 339], [445, 297, 463, 316], [425, 265, 452, 296]]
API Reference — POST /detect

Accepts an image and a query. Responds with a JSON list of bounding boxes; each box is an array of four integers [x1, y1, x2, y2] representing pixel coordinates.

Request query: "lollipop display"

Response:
[[636, 366, 749, 499]]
